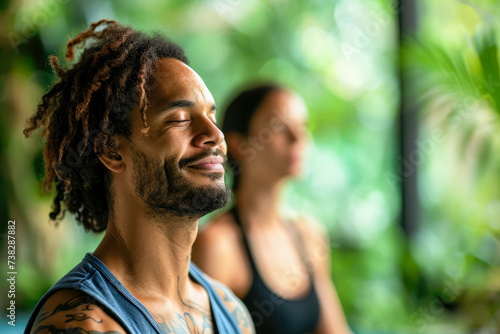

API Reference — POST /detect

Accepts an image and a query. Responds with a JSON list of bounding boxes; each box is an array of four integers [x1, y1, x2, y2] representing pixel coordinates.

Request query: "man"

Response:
[[23, 19, 254, 334]]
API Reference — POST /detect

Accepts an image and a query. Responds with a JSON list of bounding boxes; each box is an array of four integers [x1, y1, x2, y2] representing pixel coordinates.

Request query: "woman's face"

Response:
[[236, 89, 308, 183]]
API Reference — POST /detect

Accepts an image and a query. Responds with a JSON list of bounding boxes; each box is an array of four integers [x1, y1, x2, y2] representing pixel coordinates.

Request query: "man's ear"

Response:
[[95, 136, 126, 174]]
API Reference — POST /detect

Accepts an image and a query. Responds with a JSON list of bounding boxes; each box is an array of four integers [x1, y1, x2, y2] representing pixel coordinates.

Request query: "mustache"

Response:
[[178, 148, 228, 169]]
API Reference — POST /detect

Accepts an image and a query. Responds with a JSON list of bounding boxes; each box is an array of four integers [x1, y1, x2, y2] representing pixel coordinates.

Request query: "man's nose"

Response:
[[192, 116, 225, 149]]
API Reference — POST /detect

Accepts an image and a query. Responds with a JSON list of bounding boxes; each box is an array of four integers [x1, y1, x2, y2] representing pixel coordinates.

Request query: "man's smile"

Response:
[[186, 156, 225, 171]]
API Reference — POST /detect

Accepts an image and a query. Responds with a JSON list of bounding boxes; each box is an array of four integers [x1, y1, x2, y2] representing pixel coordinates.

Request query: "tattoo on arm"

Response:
[[64, 312, 104, 324], [30, 294, 122, 334], [33, 325, 121, 334], [33, 295, 99, 327]]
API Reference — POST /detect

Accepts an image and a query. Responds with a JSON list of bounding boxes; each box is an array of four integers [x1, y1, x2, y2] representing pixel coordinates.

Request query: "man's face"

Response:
[[122, 58, 230, 219]]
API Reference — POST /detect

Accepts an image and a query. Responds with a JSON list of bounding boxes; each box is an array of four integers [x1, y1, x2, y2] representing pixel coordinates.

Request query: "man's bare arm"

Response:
[[29, 289, 127, 334]]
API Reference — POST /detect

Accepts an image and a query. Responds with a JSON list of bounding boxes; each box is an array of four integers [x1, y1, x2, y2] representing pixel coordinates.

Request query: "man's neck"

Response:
[[93, 205, 199, 303]]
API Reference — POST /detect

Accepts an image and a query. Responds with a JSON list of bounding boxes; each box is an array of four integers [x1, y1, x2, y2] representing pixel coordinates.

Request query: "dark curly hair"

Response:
[[23, 19, 189, 232]]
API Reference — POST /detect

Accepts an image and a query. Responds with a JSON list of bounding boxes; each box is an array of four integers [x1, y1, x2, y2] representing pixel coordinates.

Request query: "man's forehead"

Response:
[[148, 58, 212, 104], [150, 58, 192, 80]]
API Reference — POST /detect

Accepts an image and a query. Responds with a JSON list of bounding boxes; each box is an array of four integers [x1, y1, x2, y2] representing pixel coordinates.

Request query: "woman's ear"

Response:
[[225, 132, 245, 161], [220, 139, 228, 156], [95, 136, 126, 174]]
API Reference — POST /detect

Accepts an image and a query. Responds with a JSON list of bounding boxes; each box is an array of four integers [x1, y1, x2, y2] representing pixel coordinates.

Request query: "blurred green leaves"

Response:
[[403, 0, 500, 330], [404, 28, 500, 116]]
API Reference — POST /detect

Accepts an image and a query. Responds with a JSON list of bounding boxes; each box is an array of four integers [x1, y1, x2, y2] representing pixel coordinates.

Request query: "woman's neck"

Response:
[[235, 177, 284, 228]]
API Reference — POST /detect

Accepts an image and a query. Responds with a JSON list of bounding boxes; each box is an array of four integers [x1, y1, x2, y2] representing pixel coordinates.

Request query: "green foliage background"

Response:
[[1, 0, 499, 332]]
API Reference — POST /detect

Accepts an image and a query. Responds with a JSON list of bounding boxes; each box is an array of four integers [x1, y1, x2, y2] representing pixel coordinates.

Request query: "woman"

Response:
[[192, 84, 351, 334]]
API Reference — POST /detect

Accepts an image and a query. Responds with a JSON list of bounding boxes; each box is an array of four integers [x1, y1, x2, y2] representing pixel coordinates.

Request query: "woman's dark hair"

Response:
[[222, 83, 284, 191], [23, 19, 188, 232]]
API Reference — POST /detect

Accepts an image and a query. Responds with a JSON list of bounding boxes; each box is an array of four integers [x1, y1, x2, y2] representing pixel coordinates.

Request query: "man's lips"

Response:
[[186, 156, 224, 171]]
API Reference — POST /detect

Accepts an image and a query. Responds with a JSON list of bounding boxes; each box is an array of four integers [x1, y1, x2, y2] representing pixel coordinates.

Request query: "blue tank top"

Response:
[[24, 253, 243, 334]]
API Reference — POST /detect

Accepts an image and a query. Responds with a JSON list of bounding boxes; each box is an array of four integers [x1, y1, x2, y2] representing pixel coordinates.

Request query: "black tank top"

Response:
[[231, 207, 321, 334]]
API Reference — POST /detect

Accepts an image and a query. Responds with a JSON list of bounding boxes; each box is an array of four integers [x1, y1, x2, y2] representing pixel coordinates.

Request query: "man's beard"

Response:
[[131, 147, 231, 219]]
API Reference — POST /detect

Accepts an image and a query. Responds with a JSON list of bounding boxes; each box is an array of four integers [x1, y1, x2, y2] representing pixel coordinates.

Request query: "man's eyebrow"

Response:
[[161, 100, 195, 112], [161, 100, 217, 113]]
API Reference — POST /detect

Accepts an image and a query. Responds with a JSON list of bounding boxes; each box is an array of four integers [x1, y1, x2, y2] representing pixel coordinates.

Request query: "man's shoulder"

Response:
[[204, 277, 255, 334], [28, 288, 127, 334]]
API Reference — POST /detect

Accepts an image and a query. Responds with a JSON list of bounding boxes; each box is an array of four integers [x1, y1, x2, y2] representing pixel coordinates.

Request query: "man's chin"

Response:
[[186, 168, 225, 181], [176, 183, 232, 218], [202, 173, 225, 183]]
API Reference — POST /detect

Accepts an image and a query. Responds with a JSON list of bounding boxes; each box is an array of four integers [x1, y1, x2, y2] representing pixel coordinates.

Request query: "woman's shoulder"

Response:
[[193, 210, 243, 268], [197, 210, 241, 243], [192, 210, 250, 291], [288, 213, 328, 242], [287, 213, 332, 270]]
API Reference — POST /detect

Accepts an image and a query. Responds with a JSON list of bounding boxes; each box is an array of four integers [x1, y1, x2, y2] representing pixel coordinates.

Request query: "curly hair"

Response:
[[23, 19, 189, 232]]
